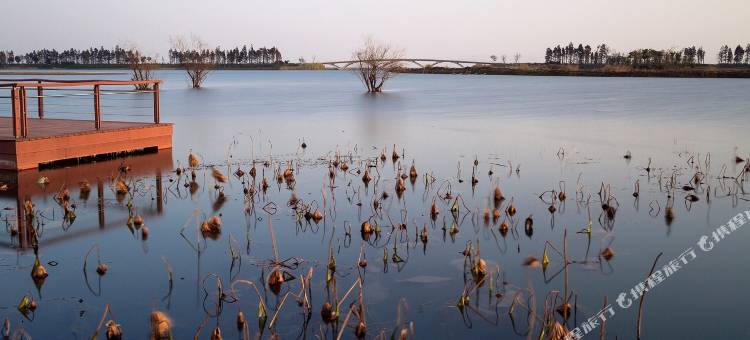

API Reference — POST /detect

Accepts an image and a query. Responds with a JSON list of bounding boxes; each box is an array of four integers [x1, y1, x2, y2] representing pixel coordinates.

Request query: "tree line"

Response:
[[167, 45, 283, 65], [0, 45, 285, 65], [717, 44, 750, 64], [545, 43, 750, 65]]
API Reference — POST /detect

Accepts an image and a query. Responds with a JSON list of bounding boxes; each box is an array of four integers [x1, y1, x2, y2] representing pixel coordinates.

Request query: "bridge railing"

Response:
[[0, 79, 161, 138]]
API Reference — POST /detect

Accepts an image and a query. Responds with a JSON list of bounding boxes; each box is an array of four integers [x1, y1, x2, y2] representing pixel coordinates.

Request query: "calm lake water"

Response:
[[1, 70, 749, 339]]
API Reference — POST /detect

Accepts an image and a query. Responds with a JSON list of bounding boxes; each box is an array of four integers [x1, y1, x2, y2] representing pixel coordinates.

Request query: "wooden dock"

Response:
[[0, 79, 172, 170]]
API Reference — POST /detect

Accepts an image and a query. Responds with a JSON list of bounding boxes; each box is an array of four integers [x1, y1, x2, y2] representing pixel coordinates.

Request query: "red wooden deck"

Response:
[[0, 118, 172, 170], [0, 79, 172, 170]]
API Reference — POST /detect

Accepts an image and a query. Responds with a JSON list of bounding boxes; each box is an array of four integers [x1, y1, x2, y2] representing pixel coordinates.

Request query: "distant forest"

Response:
[[0, 45, 285, 65], [544, 43, 750, 65]]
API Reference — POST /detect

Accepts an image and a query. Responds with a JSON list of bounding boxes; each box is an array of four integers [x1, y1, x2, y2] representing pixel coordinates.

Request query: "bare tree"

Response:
[[125, 48, 157, 90], [513, 53, 521, 64], [490, 55, 498, 62], [170, 35, 213, 88], [501, 55, 507, 64], [352, 38, 404, 93]]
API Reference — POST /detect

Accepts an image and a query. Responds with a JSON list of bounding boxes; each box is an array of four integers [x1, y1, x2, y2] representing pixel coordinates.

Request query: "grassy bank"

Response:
[[400, 63, 750, 78]]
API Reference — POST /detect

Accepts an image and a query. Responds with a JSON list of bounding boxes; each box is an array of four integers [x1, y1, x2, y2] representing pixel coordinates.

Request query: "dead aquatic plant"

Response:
[[506, 197, 517, 217], [664, 195, 675, 225], [493, 184, 505, 207], [391, 145, 400, 162], [637, 252, 663, 340], [115, 178, 129, 195], [600, 247, 614, 261], [395, 176, 406, 196], [523, 256, 541, 268], [31, 255, 48, 284], [83, 244, 109, 282], [430, 199, 440, 220], [150, 310, 172, 340], [229, 279, 270, 332], [409, 161, 418, 181], [91, 304, 122, 340], [200, 215, 223, 239], [499, 219, 510, 237], [212, 167, 228, 184], [470, 165, 479, 186], [17, 294, 37, 320], [524, 215, 534, 237], [633, 179, 641, 198], [466, 240, 487, 283], [557, 229, 572, 320]]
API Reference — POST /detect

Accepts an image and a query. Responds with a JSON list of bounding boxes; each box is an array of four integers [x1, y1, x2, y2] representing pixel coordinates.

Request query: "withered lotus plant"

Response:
[[200, 216, 222, 239], [210, 327, 222, 340], [428, 200, 439, 221], [523, 256, 541, 268], [115, 179, 129, 195], [493, 186, 504, 206], [361, 221, 373, 234], [311, 210, 324, 223], [150, 311, 172, 340], [105, 320, 123, 340], [188, 152, 200, 168], [362, 168, 372, 184], [321, 301, 338, 323], [506, 199, 516, 217], [236, 311, 246, 331], [133, 214, 144, 227], [79, 180, 91, 200], [267, 270, 295, 295], [31, 256, 48, 283], [395, 177, 406, 195], [97, 263, 108, 276], [212, 167, 228, 183]]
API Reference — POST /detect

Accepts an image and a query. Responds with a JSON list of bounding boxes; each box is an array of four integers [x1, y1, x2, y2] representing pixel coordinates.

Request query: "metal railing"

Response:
[[0, 79, 162, 138]]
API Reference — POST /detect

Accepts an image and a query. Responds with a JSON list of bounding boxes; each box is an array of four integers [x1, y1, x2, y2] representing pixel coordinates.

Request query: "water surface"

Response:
[[0, 70, 749, 339]]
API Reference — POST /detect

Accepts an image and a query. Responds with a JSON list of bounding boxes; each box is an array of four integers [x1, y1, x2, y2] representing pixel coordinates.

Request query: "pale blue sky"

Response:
[[2, 0, 748, 62]]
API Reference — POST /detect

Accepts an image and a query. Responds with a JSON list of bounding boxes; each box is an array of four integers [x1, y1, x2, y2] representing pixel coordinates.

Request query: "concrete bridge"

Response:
[[320, 58, 502, 69]]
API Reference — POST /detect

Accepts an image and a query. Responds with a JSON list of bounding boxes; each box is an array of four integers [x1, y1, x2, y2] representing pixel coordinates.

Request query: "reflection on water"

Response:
[[0, 70, 749, 339]]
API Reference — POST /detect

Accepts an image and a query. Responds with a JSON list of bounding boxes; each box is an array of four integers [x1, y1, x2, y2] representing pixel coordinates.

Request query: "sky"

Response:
[[2, 0, 749, 63]]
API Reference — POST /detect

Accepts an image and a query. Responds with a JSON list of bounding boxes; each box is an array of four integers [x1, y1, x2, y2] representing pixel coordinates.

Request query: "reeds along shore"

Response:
[[400, 63, 750, 78]]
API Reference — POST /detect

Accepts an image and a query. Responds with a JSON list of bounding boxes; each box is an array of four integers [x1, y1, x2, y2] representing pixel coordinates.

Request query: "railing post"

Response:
[[11, 86, 20, 139], [37, 80, 44, 118], [20, 87, 28, 138], [153, 82, 160, 124], [94, 84, 101, 130]]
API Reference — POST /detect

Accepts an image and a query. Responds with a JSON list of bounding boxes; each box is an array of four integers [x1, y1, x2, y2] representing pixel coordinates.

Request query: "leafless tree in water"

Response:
[[352, 38, 404, 93], [125, 47, 157, 90], [170, 35, 213, 88]]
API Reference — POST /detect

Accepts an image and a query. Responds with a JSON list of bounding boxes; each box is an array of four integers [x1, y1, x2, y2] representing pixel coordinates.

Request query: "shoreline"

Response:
[[3, 63, 750, 78], [399, 63, 750, 78]]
